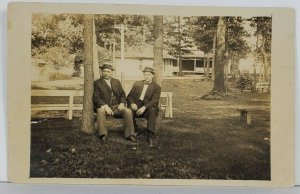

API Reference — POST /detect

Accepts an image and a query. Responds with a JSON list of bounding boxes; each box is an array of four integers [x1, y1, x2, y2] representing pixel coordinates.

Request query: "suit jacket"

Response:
[[127, 80, 161, 111], [93, 77, 126, 112]]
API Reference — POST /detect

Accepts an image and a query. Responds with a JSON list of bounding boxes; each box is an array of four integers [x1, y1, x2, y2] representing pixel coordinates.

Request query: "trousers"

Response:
[[96, 106, 135, 138], [129, 100, 158, 134]]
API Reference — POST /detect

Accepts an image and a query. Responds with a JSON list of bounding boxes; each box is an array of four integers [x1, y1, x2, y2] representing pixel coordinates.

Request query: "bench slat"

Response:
[[32, 106, 83, 111], [32, 90, 84, 96]]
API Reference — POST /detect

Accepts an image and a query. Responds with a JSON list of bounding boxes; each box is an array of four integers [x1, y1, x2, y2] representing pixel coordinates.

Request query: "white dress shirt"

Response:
[[139, 83, 149, 101], [104, 78, 111, 89]]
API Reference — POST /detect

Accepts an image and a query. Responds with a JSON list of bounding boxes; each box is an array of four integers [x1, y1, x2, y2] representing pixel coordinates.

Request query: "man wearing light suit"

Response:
[[127, 67, 161, 147]]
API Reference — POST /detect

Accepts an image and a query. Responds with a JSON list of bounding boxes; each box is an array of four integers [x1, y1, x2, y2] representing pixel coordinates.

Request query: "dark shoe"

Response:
[[126, 135, 138, 144], [99, 134, 107, 144], [147, 131, 157, 147]]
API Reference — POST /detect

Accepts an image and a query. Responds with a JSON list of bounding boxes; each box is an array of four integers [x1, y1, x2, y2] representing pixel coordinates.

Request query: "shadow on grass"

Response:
[[30, 115, 270, 180]]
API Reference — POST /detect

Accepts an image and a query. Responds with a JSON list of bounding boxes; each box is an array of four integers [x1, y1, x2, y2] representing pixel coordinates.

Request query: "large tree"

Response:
[[81, 14, 95, 134], [251, 17, 272, 82], [187, 16, 251, 80], [32, 14, 84, 56], [32, 13, 84, 77], [94, 15, 153, 50], [227, 17, 251, 80], [201, 17, 227, 99], [153, 15, 164, 129], [213, 17, 227, 94], [153, 15, 164, 86], [186, 16, 218, 53]]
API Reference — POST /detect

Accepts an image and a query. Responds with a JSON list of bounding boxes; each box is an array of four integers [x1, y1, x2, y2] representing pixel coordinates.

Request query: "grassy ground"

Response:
[[30, 78, 270, 180]]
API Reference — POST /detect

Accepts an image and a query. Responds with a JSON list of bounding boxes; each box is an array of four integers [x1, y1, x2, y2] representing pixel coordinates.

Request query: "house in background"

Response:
[[115, 44, 176, 78], [180, 49, 213, 75]]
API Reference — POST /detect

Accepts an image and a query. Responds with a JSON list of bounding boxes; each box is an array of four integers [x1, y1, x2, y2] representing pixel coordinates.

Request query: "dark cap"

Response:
[[99, 63, 114, 71], [142, 67, 155, 74]]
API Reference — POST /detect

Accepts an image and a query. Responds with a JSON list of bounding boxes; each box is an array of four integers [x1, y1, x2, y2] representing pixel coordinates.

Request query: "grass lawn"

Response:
[[30, 78, 270, 180]]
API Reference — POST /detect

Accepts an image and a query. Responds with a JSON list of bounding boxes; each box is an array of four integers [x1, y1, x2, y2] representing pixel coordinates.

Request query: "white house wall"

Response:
[[115, 58, 143, 77], [116, 58, 174, 78]]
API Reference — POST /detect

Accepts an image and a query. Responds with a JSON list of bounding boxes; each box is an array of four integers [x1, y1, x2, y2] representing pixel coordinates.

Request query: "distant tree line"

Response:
[[32, 14, 271, 83]]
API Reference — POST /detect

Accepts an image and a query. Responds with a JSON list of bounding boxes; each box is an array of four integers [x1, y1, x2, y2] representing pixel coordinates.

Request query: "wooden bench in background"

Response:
[[32, 90, 173, 120], [255, 82, 270, 93]]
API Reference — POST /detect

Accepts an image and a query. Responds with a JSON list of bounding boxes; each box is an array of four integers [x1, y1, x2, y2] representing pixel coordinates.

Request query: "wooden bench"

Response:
[[255, 82, 270, 93], [31, 90, 173, 120]]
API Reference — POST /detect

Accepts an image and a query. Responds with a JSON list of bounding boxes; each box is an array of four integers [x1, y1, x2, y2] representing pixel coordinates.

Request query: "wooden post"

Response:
[[193, 57, 196, 75], [177, 57, 180, 75], [203, 55, 207, 76], [246, 112, 252, 125], [121, 72, 125, 89], [208, 55, 211, 77], [169, 92, 173, 118], [165, 92, 173, 118], [68, 95, 74, 120]]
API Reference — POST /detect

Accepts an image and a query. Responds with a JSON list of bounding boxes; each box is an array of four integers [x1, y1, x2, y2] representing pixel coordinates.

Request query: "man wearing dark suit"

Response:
[[127, 67, 161, 147], [93, 63, 137, 144]]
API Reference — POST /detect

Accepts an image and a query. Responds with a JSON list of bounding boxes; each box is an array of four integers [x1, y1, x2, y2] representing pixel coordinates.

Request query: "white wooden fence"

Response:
[[31, 90, 173, 120]]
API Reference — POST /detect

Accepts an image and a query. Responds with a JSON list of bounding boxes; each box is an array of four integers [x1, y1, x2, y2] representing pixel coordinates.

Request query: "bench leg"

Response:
[[164, 92, 173, 118], [246, 113, 252, 125]]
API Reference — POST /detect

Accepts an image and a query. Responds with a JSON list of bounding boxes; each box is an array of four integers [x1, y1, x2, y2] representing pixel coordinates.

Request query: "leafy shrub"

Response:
[[237, 74, 253, 91]]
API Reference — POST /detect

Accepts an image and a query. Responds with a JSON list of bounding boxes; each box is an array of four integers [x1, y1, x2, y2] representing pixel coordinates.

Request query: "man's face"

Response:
[[102, 68, 112, 79], [143, 72, 154, 82]]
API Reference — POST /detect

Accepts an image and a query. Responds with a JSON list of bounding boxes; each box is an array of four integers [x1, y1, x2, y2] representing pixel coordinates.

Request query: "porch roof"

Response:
[[181, 50, 213, 58]]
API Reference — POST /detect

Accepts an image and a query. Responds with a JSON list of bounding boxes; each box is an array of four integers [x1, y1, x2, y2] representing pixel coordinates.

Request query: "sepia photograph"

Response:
[[6, 2, 295, 186], [29, 13, 271, 180]]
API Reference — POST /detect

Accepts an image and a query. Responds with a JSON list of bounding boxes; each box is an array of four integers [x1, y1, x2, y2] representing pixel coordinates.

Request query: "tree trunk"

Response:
[[153, 15, 164, 130], [92, 16, 99, 80], [203, 54, 207, 76], [205, 54, 210, 77], [261, 36, 270, 82], [224, 61, 228, 94], [153, 15, 164, 86], [211, 34, 216, 80], [253, 33, 259, 91], [230, 52, 240, 81], [212, 17, 227, 94], [178, 16, 183, 76], [81, 14, 95, 134]]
